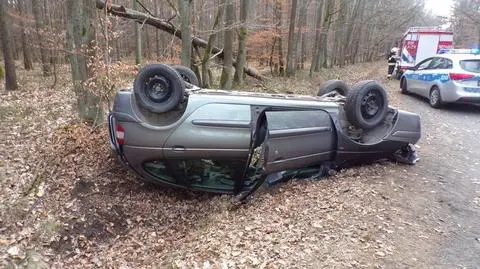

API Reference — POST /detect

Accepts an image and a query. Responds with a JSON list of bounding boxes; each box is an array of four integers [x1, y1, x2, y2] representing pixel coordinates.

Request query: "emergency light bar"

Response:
[[438, 48, 480, 55]]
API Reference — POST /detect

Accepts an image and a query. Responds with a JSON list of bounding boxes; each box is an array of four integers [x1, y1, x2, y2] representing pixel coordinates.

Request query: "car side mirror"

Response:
[[407, 67, 417, 71]]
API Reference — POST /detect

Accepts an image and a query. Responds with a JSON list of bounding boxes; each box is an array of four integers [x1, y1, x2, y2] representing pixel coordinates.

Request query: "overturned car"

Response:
[[108, 64, 421, 196]]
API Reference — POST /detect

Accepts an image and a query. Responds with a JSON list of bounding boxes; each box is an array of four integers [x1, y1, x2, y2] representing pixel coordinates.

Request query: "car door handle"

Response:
[[172, 146, 185, 152]]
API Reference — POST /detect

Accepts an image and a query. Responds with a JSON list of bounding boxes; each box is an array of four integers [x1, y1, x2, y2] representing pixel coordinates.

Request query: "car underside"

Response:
[[108, 64, 421, 197]]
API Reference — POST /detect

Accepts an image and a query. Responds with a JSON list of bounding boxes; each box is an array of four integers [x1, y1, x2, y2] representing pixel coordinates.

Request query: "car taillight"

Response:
[[115, 122, 125, 145], [449, 73, 475, 80]]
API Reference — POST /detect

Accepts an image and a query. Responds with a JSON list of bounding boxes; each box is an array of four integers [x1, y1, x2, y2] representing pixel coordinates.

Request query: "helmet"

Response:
[[391, 47, 399, 53]]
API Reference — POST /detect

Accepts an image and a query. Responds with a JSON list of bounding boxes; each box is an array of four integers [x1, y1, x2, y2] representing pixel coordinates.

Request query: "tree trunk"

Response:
[[286, 0, 298, 76], [0, 0, 18, 90], [310, 0, 323, 75], [350, 0, 365, 64], [296, 0, 309, 70], [201, 0, 225, 88], [178, 0, 192, 67], [155, 0, 161, 59], [274, 0, 285, 76], [320, 0, 333, 68], [18, 0, 34, 70], [234, 0, 249, 86], [133, 0, 142, 65], [335, 0, 348, 67], [220, 0, 234, 90], [32, 0, 51, 76], [144, 27, 151, 59], [66, 0, 103, 124]]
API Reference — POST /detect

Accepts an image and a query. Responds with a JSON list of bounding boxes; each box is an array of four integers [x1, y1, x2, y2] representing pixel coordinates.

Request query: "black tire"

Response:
[[133, 64, 185, 113], [429, 86, 443, 109], [317, 80, 350, 96], [172, 65, 199, 87], [400, 77, 408, 94], [345, 80, 389, 130]]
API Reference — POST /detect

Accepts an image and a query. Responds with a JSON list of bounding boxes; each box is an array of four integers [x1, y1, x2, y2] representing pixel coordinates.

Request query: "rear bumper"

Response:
[[441, 82, 480, 103]]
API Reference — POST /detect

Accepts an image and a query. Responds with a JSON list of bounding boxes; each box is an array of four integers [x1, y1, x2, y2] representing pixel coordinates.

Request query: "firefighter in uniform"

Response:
[[387, 47, 399, 79]]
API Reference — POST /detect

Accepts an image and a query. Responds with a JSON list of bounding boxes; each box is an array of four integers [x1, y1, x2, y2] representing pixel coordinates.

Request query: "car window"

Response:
[[143, 159, 246, 190], [416, 59, 433, 70], [460, 60, 480, 73], [444, 58, 453, 69], [429, 58, 453, 69]]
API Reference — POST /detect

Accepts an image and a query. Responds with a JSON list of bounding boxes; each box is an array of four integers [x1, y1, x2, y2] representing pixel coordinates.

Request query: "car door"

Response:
[[416, 57, 442, 97], [421, 57, 453, 98], [408, 58, 433, 94], [261, 109, 336, 173]]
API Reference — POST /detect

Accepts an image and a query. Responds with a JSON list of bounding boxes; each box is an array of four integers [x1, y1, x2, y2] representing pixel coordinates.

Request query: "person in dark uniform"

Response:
[[387, 47, 399, 79]]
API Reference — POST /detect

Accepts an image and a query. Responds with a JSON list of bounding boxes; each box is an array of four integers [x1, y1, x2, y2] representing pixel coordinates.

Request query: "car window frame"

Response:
[[415, 58, 434, 71], [428, 57, 453, 70]]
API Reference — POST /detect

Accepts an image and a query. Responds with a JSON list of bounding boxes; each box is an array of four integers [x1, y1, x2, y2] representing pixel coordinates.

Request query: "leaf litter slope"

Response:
[[1, 61, 479, 268]]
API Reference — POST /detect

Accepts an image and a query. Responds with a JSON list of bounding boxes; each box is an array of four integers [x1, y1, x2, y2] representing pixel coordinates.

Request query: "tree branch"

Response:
[[95, 0, 264, 81]]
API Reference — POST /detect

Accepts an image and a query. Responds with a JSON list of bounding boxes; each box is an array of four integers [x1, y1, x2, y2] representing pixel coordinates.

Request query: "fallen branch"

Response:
[[96, 0, 264, 81]]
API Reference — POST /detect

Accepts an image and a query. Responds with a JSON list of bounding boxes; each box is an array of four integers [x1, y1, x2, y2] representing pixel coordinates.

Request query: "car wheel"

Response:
[[134, 64, 185, 113], [400, 77, 409, 94], [317, 80, 350, 96], [345, 80, 389, 130], [172, 65, 199, 87], [429, 86, 442, 108]]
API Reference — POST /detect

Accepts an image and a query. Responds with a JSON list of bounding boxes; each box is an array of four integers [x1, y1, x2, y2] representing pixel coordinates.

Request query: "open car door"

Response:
[[262, 109, 337, 173]]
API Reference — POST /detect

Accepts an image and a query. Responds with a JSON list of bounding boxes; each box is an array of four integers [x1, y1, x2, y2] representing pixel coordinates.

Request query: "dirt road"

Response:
[[378, 74, 480, 268], [1, 62, 479, 268]]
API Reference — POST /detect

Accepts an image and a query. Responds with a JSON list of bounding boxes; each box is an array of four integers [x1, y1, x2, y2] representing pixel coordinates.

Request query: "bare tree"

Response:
[[18, 0, 34, 70], [178, 0, 192, 67], [296, 0, 310, 70], [452, 0, 480, 47], [0, 0, 18, 90], [201, 0, 225, 87], [286, 0, 298, 76], [133, 0, 142, 65], [220, 0, 235, 90], [32, 0, 52, 76], [66, 0, 103, 124], [270, 0, 285, 76], [310, 0, 324, 75], [234, 0, 249, 86]]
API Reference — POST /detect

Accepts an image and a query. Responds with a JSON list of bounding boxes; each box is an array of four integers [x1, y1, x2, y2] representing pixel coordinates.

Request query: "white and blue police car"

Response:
[[400, 48, 480, 108]]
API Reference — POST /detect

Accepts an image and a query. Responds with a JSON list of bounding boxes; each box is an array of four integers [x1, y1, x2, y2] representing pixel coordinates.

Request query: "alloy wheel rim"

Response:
[[430, 90, 439, 105]]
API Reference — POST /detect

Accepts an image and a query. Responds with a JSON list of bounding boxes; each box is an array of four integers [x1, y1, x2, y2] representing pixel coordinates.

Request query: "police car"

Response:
[[400, 49, 480, 108]]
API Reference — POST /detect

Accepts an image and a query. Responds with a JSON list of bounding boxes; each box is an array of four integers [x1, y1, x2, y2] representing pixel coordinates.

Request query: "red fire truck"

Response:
[[397, 27, 454, 77]]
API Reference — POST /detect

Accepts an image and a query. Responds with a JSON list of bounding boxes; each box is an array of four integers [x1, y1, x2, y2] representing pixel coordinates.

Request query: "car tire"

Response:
[[345, 80, 389, 130], [400, 77, 409, 94], [317, 80, 350, 96], [172, 65, 199, 87], [429, 86, 443, 108], [134, 64, 185, 113]]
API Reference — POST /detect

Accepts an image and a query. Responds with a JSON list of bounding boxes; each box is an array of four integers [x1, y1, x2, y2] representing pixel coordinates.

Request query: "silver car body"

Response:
[[108, 88, 421, 194], [402, 53, 480, 104]]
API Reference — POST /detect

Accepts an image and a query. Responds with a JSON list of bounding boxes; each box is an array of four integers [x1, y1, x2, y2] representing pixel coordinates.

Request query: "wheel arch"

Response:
[[400, 76, 407, 87], [429, 84, 440, 94]]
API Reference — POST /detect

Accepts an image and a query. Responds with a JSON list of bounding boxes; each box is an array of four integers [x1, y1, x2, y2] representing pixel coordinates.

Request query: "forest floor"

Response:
[[1, 61, 480, 268]]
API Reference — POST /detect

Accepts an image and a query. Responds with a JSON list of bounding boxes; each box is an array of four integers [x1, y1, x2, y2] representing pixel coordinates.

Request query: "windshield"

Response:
[[460, 60, 480, 73]]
